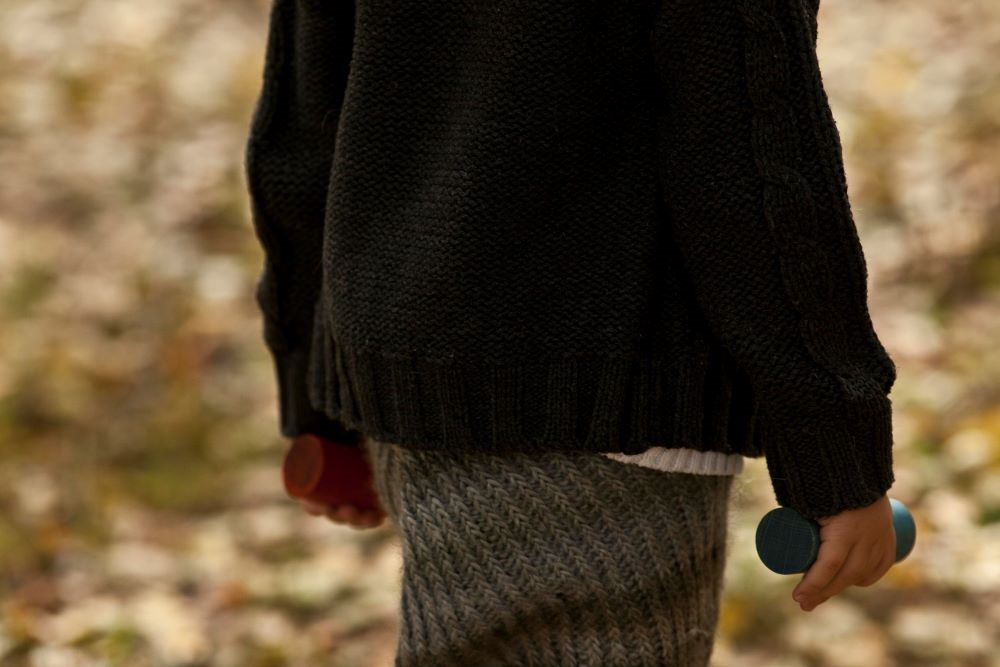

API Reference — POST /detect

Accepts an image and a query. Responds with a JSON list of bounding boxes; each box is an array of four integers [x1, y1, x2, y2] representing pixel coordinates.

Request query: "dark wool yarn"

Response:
[[244, 0, 897, 521]]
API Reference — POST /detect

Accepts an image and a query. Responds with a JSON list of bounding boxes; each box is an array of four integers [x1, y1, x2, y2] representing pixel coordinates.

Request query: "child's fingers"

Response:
[[858, 547, 894, 587], [792, 543, 850, 608], [354, 509, 384, 526], [298, 498, 328, 515], [332, 506, 384, 528], [327, 505, 358, 522], [804, 544, 873, 610], [295, 500, 385, 527]]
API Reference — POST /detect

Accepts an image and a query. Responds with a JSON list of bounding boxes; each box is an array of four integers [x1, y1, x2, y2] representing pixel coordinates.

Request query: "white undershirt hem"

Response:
[[601, 446, 744, 476]]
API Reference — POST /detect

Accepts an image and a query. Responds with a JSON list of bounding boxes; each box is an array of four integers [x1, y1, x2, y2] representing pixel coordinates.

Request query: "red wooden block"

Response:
[[282, 433, 380, 512]]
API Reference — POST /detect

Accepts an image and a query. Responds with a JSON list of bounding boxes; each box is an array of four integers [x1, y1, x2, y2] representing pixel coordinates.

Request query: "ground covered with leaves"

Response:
[[1, 0, 998, 665]]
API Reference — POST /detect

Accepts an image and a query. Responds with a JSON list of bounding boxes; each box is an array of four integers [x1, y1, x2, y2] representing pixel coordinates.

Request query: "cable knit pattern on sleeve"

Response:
[[735, 0, 895, 393], [649, 0, 896, 517]]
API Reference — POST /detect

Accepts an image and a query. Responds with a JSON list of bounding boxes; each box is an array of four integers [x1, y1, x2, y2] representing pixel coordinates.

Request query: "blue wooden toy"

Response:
[[756, 498, 916, 575]]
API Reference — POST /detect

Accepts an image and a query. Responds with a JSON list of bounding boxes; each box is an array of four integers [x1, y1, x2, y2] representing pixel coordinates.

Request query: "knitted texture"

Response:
[[244, 0, 897, 519], [366, 438, 734, 667]]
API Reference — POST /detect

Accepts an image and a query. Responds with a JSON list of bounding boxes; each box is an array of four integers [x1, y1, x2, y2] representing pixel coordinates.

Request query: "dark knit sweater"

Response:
[[243, 0, 897, 520]]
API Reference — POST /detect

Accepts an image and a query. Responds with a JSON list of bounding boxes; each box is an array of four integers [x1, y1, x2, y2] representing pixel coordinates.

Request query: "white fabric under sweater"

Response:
[[602, 447, 743, 476]]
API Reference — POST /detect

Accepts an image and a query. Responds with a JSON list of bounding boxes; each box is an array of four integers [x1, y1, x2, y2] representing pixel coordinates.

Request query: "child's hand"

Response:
[[284, 434, 387, 530], [296, 496, 386, 529], [792, 494, 896, 612]]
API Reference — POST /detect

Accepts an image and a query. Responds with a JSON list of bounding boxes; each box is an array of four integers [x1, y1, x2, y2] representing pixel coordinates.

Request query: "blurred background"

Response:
[[1, 0, 998, 665]]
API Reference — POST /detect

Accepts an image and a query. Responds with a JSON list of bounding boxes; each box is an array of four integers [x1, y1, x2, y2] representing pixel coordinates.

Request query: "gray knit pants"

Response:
[[365, 438, 734, 667]]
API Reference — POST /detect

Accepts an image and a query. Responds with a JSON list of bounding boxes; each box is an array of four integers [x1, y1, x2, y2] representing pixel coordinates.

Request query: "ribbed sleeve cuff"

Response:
[[763, 392, 896, 520], [271, 346, 363, 446]]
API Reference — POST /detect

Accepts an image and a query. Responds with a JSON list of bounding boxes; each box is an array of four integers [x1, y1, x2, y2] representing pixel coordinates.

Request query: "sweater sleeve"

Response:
[[244, 0, 357, 442], [651, 0, 898, 519]]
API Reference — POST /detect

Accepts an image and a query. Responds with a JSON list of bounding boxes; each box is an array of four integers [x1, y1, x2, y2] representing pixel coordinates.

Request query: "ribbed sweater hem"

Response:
[[300, 306, 767, 460]]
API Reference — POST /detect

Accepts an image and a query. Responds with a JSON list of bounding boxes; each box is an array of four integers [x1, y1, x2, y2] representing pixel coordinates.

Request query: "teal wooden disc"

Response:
[[890, 498, 916, 562], [755, 507, 820, 575]]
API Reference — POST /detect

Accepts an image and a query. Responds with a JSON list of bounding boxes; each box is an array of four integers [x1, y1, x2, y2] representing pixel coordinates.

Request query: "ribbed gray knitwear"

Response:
[[365, 437, 734, 667]]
